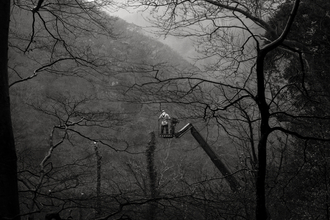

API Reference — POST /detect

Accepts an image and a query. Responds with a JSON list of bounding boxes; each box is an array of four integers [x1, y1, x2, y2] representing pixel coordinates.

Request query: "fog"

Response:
[[109, 7, 198, 63], [108, 3, 263, 70]]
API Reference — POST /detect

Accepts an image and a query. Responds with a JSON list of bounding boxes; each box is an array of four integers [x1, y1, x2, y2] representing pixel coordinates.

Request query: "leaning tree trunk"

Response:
[[0, 1, 20, 219]]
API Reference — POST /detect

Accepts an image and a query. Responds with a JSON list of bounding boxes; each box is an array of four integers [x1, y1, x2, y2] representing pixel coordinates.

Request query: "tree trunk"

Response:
[[0, 1, 20, 219], [255, 49, 271, 220], [255, 134, 269, 220], [146, 132, 157, 220], [94, 143, 102, 218]]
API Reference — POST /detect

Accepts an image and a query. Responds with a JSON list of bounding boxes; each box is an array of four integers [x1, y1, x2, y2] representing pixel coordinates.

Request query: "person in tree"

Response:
[[159, 110, 170, 134]]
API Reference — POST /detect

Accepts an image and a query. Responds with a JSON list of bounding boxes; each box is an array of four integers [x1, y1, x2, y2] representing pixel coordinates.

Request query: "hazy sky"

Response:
[[108, 6, 197, 63], [106, 2, 263, 68]]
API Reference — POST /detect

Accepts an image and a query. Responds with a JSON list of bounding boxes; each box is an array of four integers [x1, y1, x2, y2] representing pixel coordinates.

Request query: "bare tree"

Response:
[[1, 0, 119, 217], [120, 0, 307, 219], [0, 1, 20, 219], [16, 93, 131, 219]]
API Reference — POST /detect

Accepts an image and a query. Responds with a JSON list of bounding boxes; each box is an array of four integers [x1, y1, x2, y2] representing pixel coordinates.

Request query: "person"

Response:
[[171, 117, 179, 134], [159, 110, 170, 134]]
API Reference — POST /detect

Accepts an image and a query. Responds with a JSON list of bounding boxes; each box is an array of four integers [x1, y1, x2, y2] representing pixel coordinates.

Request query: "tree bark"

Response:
[[254, 2, 301, 219], [146, 132, 158, 220], [255, 48, 270, 220], [0, 1, 20, 219]]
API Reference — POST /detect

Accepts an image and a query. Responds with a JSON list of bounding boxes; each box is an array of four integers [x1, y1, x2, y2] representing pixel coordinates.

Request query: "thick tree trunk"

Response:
[[255, 134, 269, 220], [0, 1, 20, 219], [255, 50, 270, 220], [254, 2, 300, 218]]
